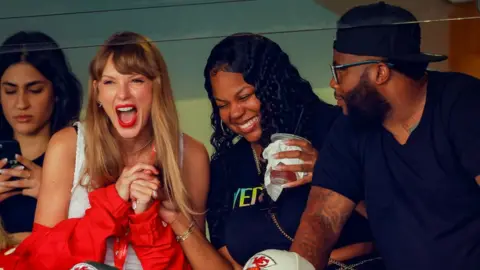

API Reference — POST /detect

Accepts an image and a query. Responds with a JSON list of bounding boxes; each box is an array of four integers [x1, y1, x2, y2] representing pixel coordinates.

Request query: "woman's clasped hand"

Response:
[[115, 163, 161, 214]]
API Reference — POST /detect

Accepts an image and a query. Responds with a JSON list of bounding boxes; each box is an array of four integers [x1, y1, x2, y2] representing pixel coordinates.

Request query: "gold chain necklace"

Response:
[[250, 144, 294, 242], [251, 144, 262, 175]]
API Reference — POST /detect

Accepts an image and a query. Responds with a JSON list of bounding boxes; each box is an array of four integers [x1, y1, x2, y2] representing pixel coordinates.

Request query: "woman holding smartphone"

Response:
[[0, 31, 82, 244]]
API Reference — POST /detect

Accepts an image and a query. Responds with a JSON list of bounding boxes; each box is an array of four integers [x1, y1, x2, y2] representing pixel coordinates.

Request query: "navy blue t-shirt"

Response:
[[313, 71, 480, 270], [0, 153, 44, 233], [207, 102, 375, 265]]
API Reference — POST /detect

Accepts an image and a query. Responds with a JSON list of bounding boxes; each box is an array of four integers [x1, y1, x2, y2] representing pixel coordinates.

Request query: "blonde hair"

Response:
[[83, 32, 192, 217]]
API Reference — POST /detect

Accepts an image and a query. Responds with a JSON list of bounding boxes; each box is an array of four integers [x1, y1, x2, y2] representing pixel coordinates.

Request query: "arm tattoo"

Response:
[[291, 187, 355, 269]]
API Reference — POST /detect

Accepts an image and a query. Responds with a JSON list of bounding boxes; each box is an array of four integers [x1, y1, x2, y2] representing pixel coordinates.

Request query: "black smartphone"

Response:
[[0, 140, 22, 169], [0, 140, 24, 192]]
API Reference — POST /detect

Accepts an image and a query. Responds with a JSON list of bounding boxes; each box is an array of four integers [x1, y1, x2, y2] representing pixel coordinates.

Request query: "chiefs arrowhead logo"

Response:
[[245, 254, 277, 269]]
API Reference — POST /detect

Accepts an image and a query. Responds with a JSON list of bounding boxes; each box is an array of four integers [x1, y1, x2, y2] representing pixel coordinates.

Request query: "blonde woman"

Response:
[[0, 32, 213, 270]]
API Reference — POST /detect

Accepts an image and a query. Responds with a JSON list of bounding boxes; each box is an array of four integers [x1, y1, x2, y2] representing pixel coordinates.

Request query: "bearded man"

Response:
[[290, 2, 480, 270]]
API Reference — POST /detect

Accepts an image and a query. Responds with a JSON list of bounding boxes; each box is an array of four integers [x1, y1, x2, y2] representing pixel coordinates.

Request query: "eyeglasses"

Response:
[[330, 60, 394, 84]]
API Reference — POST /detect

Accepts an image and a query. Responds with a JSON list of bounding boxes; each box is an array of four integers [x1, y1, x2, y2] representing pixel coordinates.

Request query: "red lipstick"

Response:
[[115, 104, 137, 128]]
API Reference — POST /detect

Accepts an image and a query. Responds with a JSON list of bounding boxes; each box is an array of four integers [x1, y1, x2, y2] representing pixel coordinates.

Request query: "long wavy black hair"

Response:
[[204, 33, 326, 159], [0, 31, 83, 139]]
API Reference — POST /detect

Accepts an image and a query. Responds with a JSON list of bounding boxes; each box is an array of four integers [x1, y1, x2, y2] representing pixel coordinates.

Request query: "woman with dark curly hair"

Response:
[[204, 34, 385, 269], [0, 31, 82, 244]]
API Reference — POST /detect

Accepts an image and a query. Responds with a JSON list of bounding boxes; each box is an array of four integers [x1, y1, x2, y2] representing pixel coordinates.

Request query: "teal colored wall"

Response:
[[0, 0, 339, 151]]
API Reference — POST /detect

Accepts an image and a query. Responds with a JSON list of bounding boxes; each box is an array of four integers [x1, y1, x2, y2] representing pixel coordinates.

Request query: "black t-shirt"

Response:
[[0, 153, 44, 233], [313, 71, 480, 270], [207, 103, 374, 265]]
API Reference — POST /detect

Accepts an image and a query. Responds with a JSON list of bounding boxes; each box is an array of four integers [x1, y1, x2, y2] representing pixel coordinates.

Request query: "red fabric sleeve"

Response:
[[128, 201, 191, 270], [0, 185, 130, 270]]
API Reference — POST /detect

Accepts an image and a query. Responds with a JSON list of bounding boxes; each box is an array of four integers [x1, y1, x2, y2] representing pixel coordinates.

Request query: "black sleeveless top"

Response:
[[0, 154, 44, 233]]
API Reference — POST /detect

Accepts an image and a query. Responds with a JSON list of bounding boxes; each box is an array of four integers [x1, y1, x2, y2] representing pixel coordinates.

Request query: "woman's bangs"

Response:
[[112, 43, 157, 79], [94, 43, 157, 80]]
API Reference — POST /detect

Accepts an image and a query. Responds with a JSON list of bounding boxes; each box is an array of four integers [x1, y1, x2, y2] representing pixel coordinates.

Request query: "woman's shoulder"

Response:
[[46, 125, 78, 161], [181, 133, 210, 196], [50, 125, 77, 145], [182, 133, 208, 161], [181, 133, 210, 176]]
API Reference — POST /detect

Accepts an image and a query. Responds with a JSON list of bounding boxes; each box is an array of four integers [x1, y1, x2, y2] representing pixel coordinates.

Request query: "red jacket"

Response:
[[0, 185, 191, 270]]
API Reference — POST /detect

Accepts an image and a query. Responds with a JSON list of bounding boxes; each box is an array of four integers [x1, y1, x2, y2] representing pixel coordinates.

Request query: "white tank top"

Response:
[[67, 122, 184, 270]]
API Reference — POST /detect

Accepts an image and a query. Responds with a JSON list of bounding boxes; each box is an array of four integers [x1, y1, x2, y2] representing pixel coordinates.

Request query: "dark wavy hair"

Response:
[[0, 31, 83, 139], [204, 33, 326, 159]]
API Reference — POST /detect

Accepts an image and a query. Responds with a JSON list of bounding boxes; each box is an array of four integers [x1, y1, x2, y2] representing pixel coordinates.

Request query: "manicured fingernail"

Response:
[[273, 153, 279, 158], [15, 154, 20, 159], [14, 166, 24, 170], [0, 158, 7, 163]]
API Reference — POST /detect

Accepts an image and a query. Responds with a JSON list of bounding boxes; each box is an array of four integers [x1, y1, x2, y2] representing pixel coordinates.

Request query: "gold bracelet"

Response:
[[176, 222, 195, 243]]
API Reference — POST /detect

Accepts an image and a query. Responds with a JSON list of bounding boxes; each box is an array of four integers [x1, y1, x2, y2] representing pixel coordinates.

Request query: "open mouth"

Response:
[[116, 104, 138, 128], [238, 116, 259, 133]]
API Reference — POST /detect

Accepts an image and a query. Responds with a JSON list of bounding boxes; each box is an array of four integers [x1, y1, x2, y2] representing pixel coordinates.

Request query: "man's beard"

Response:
[[344, 72, 391, 131]]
